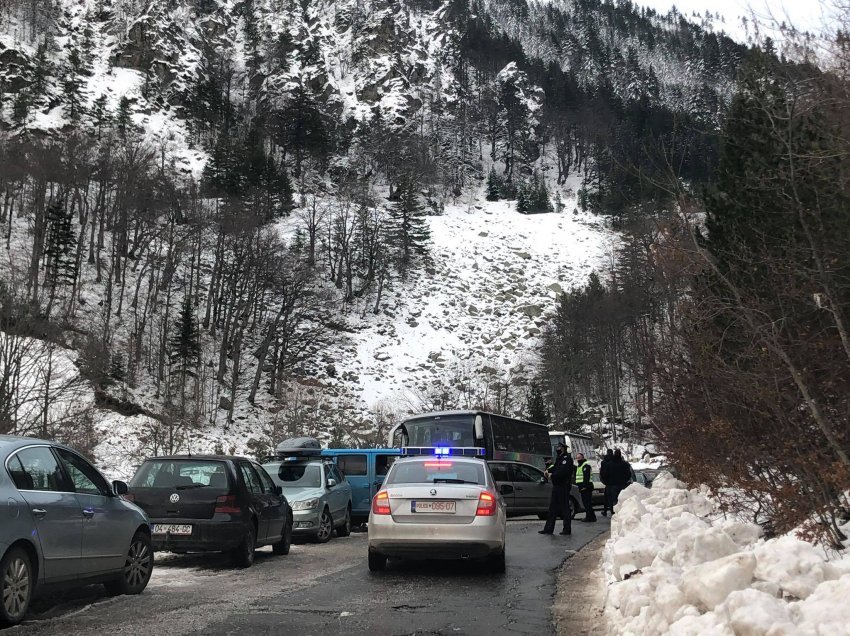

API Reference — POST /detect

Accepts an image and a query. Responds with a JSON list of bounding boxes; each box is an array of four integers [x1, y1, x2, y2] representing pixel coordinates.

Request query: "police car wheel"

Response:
[[368, 550, 387, 572]]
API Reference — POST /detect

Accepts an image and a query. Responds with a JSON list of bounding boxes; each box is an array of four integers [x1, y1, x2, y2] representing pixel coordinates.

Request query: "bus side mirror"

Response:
[[474, 415, 484, 440]]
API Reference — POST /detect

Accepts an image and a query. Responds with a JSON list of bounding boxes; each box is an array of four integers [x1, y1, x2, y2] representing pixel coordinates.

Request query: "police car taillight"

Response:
[[372, 491, 391, 515], [476, 492, 496, 516]]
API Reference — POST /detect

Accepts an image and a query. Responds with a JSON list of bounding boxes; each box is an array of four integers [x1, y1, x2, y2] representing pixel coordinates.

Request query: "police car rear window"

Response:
[[386, 460, 486, 485]]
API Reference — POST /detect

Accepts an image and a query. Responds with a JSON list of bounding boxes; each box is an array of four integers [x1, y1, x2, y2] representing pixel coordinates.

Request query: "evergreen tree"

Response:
[[62, 48, 86, 122], [486, 167, 501, 201], [169, 297, 201, 378], [44, 199, 77, 287], [525, 383, 550, 425], [389, 173, 431, 275]]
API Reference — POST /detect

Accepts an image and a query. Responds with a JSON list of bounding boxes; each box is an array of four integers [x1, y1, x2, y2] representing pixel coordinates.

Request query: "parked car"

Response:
[[487, 460, 584, 519], [321, 448, 402, 524], [263, 444, 353, 543], [127, 455, 292, 568], [0, 435, 152, 627]]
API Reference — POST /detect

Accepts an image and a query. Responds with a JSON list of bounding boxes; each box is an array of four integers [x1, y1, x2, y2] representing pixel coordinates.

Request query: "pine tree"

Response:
[[44, 199, 77, 287], [389, 173, 431, 275], [62, 48, 86, 122], [525, 383, 550, 425], [486, 167, 501, 201], [516, 181, 529, 213], [169, 297, 201, 378], [115, 96, 136, 140]]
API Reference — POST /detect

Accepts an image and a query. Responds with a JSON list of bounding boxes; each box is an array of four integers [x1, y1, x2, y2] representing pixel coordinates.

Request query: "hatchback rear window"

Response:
[[386, 460, 486, 485], [130, 460, 230, 490], [263, 462, 322, 489]]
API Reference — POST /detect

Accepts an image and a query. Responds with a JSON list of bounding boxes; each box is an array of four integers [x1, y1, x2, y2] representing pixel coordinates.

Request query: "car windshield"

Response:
[[386, 460, 486, 485], [130, 460, 230, 490], [402, 415, 476, 447], [266, 462, 322, 489]]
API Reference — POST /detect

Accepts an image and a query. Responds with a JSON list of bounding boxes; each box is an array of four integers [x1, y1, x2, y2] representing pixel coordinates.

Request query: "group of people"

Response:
[[599, 448, 633, 517], [538, 443, 633, 535]]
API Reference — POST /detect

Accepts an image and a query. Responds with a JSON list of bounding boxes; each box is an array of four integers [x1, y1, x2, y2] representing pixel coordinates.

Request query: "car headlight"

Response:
[[290, 498, 320, 511]]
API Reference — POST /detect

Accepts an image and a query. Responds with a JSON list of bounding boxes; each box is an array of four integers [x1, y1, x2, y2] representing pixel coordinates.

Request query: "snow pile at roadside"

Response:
[[603, 473, 850, 635]]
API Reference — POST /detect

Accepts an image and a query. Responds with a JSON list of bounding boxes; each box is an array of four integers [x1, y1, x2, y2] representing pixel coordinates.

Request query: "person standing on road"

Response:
[[575, 453, 596, 522], [599, 449, 614, 517], [609, 449, 632, 512], [539, 443, 573, 535]]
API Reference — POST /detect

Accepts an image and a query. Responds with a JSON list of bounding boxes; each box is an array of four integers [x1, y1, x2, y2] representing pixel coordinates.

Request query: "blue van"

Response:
[[321, 449, 402, 523]]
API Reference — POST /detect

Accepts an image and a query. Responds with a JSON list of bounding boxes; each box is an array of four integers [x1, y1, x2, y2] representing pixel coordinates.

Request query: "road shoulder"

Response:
[[553, 531, 609, 635]]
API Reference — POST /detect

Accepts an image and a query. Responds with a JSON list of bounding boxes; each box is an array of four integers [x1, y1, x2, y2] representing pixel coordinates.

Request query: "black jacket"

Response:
[[609, 459, 632, 487], [549, 453, 574, 488], [600, 456, 613, 485]]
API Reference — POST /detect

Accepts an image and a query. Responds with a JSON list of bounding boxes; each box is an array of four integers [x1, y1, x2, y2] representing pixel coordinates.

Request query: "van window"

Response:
[[376, 455, 396, 476], [337, 455, 367, 476]]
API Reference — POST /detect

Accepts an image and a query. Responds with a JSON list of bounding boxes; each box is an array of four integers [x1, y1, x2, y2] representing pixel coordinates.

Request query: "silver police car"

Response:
[[367, 448, 507, 573], [0, 435, 151, 626]]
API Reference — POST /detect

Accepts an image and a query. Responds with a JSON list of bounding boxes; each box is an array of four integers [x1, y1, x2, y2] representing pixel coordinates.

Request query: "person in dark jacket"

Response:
[[539, 443, 573, 535], [608, 449, 632, 512], [599, 449, 614, 517], [575, 452, 596, 522]]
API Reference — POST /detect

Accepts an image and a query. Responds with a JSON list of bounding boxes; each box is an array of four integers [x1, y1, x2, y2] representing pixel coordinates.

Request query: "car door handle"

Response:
[[32, 508, 47, 518], [82, 508, 95, 518]]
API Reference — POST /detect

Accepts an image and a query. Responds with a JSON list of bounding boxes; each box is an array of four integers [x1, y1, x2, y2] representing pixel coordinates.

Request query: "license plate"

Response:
[[152, 524, 192, 535], [411, 500, 456, 513]]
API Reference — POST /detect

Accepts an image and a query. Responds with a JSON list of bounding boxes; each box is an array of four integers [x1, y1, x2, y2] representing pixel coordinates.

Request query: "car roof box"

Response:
[[275, 437, 322, 457]]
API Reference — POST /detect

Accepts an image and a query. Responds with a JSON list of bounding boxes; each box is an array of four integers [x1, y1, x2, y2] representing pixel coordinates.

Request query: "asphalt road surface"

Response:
[[10, 517, 609, 636]]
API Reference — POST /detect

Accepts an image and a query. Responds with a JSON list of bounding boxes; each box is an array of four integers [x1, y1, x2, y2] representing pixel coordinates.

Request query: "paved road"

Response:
[[11, 518, 609, 636]]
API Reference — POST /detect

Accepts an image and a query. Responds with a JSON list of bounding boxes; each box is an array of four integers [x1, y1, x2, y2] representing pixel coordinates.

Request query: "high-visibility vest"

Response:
[[575, 461, 588, 484]]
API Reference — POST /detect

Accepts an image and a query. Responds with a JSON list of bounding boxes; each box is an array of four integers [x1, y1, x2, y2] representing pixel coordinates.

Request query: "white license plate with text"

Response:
[[152, 524, 193, 535], [411, 500, 456, 513]]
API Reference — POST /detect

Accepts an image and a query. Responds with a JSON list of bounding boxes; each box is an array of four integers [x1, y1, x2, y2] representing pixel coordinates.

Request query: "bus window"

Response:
[[403, 415, 476, 447]]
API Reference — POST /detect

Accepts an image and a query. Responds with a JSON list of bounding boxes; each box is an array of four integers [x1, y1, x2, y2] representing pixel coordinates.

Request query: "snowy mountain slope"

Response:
[[85, 189, 613, 479]]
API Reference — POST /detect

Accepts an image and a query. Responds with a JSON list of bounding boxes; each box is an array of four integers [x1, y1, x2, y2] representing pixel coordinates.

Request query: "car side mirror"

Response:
[[274, 485, 283, 496], [113, 480, 129, 496], [499, 484, 514, 495], [327, 478, 337, 488]]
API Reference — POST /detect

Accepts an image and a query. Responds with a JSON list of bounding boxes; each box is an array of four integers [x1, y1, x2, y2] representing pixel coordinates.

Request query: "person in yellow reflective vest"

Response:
[[575, 453, 596, 522]]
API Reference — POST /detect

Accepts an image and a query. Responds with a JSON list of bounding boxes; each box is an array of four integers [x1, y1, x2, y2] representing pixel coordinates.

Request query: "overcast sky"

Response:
[[635, 0, 830, 41]]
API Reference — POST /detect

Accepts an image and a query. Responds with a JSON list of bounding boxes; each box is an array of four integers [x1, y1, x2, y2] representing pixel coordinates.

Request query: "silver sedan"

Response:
[[367, 456, 507, 572], [0, 435, 152, 627]]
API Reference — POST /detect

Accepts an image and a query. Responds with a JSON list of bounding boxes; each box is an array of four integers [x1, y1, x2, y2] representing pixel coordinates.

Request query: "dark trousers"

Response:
[[610, 484, 625, 511], [580, 486, 596, 520], [543, 486, 571, 533], [603, 485, 612, 513]]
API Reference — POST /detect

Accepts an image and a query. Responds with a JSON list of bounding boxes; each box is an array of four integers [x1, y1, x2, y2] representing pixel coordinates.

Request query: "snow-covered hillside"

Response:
[[89, 192, 612, 478]]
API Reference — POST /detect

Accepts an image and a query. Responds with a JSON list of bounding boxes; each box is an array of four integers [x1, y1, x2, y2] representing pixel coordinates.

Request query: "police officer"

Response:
[[575, 452, 596, 522], [539, 443, 573, 535]]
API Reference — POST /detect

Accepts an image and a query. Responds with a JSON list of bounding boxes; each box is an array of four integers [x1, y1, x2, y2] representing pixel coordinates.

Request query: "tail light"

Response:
[[372, 491, 391, 515], [476, 492, 496, 516], [215, 494, 240, 514]]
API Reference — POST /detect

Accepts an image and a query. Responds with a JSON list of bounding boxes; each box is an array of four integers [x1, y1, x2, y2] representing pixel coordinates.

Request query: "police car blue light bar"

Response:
[[401, 447, 486, 457]]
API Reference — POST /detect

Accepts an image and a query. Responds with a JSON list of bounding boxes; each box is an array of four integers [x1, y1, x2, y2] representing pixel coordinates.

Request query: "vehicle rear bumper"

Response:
[[368, 516, 505, 559], [291, 508, 323, 534], [149, 519, 246, 552]]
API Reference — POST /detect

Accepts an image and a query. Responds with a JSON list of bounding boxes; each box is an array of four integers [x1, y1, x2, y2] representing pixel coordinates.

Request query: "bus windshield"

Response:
[[402, 415, 476, 447]]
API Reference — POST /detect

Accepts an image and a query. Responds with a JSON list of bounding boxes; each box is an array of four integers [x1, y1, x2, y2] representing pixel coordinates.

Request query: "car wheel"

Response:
[[486, 549, 506, 574], [313, 508, 333, 544], [232, 524, 256, 568], [105, 531, 153, 596], [336, 506, 352, 538], [273, 514, 293, 556], [0, 547, 32, 627], [368, 550, 387, 572]]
